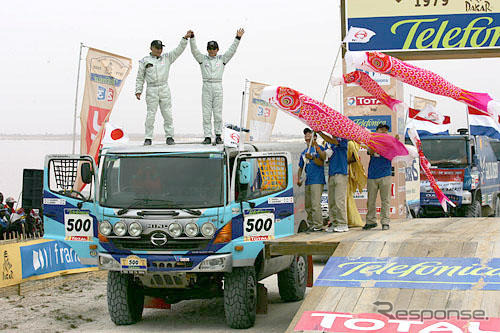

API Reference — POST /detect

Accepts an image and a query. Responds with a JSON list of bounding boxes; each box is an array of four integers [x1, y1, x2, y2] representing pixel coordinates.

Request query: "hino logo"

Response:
[[147, 224, 169, 229], [150, 232, 168, 246]]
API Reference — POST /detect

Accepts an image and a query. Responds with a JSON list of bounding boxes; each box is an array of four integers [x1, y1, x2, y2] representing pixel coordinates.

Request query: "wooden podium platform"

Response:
[[264, 218, 500, 332]]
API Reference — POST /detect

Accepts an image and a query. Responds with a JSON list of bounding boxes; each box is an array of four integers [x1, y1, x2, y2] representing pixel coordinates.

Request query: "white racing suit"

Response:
[[136, 38, 188, 139], [190, 37, 240, 137]]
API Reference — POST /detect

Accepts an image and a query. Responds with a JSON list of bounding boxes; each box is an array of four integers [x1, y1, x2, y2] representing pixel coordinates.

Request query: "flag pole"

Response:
[[238, 79, 249, 152], [72, 42, 86, 154]]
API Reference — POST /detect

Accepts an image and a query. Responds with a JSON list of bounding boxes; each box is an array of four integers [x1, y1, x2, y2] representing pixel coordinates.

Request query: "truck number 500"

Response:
[[66, 218, 92, 232], [245, 218, 273, 232]]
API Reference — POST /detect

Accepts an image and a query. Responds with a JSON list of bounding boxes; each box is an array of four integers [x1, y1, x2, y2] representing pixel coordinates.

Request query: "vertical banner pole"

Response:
[[238, 79, 249, 152], [72, 42, 85, 154]]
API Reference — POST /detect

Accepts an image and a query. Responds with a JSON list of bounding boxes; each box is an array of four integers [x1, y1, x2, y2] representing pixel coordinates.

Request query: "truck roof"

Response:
[[102, 143, 256, 155]]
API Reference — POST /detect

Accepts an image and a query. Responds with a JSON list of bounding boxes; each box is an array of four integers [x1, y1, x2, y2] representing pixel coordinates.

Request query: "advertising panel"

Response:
[[420, 168, 465, 205]]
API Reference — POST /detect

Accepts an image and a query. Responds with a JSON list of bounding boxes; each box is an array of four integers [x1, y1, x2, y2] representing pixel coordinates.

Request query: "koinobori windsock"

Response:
[[260, 86, 409, 161], [346, 51, 500, 117]]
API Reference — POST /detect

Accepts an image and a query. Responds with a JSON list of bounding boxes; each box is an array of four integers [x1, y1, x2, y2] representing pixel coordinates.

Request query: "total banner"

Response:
[[0, 239, 97, 289], [294, 311, 500, 333], [245, 81, 278, 142], [80, 48, 132, 161]]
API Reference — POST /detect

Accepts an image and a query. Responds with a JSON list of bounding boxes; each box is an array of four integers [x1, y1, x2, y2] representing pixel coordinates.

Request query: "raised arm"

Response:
[[167, 31, 190, 64], [318, 131, 339, 145], [189, 35, 204, 64], [222, 28, 244, 64]]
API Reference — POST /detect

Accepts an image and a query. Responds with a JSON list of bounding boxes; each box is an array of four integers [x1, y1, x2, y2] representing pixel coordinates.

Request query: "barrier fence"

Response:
[[1, 236, 98, 290]]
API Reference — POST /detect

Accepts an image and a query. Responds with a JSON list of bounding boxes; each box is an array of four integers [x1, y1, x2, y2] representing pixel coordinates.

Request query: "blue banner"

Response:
[[20, 240, 94, 279], [316, 257, 500, 290], [348, 115, 392, 132], [348, 13, 500, 51]]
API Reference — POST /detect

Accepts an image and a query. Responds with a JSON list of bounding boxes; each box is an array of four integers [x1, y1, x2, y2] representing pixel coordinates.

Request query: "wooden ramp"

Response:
[[264, 218, 500, 332]]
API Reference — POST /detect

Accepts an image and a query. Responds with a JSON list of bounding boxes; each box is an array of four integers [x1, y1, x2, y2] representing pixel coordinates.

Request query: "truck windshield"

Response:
[[99, 153, 224, 209], [420, 138, 468, 166]]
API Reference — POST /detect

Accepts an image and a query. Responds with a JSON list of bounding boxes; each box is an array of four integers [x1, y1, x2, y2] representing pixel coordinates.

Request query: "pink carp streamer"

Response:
[[347, 51, 499, 116], [260, 86, 409, 161], [407, 127, 455, 212]]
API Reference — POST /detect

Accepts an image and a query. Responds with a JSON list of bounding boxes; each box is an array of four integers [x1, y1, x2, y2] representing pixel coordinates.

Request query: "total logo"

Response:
[[347, 96, 381, 106]]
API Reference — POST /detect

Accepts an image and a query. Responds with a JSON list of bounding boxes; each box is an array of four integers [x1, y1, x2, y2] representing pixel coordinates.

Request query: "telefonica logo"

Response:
[[351, 119, 387, 128], [391, 17, 499, 49]]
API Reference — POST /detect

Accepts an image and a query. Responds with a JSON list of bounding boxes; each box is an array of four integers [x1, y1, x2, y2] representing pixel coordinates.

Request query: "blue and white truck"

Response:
[[419, 133, 500, 217], [42, 142, 307, 329]]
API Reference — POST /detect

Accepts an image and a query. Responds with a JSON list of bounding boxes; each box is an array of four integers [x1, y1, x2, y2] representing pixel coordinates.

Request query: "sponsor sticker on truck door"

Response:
[[243, 208, 275, 241]]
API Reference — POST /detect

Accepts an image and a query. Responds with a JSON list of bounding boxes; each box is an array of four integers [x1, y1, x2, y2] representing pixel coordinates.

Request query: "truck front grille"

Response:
[[111, 236, 211, 251]]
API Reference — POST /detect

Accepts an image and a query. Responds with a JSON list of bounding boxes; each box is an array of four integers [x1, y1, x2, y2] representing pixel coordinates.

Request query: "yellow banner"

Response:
[[1, 243, 22, 288], [347, 0, 498, 18], [246, 82, 278, 142]]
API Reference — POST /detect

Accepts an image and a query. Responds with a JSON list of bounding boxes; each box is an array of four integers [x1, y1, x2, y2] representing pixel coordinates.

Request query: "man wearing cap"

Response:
[[364, 123, 393, 231], [5, 197, 17, 215], [136, 30, 192, 146], [189, 28, 244, 144]]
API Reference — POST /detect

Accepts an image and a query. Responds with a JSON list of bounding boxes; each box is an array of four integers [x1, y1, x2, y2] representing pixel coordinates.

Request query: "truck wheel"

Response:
[[465, 200, 482, 218], [224, 267, 257, 329], [495, 198, 500, 217], [278, 255, 307, 302], [107, 271, 144, 325]]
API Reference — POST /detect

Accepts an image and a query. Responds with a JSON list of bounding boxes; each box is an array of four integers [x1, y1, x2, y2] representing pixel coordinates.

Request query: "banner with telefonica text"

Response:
[[80, 48, 132, 162], [345, 0, 500, 52], [246, 82, 278, 142]]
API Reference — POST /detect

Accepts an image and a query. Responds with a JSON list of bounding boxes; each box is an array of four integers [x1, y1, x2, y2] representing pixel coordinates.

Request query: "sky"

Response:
[[0, 0, 499, 137]]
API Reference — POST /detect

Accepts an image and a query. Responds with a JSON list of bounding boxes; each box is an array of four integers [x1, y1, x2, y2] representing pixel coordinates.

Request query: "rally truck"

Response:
[[42, 142, 307, 329], [418, 132, 500, 217]]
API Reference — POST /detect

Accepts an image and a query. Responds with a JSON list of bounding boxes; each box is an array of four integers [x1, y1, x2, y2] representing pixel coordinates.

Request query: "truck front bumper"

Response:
[[98, 252, 233, 273]]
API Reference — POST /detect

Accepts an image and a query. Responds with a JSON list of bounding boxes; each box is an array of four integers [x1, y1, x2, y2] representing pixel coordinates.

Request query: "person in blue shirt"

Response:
[[364, 123, 393, 231], [298, 128, 326, 232], [319, 132, 350, 233]]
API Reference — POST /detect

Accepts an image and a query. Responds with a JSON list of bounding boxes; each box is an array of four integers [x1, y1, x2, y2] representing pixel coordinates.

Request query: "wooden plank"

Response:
[[352, 288, 381, 313], [334, 287, 363, 313], [314, 287, 345, 311], [286, 286, 330, 333], [379, 242, 403, 257], [331, 241, 355, 257], [445, 290, 466, 310], [392, 289, 415, 311], [426, 290, 450, 311], [408, 289, 434, 310]]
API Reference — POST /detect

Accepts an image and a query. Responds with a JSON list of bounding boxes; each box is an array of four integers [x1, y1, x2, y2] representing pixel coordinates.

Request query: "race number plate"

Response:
[[243, 208, 275, 242], [64, 209, 93, 241], [120, 255, 147, 272]]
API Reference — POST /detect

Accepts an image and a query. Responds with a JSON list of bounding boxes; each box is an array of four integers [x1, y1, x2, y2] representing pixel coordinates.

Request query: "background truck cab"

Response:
[[418, 133, 500, 217], [42, 142, 307, 329]]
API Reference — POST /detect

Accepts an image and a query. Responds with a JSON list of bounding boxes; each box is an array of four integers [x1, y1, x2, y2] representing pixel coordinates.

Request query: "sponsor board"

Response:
[[20, 240, 93, 279], [420, 168, 464, 205], [43, 198, 66, 205], [348, 115, 392, 132], [347, 96, 383, 106], [1, 243, 22, 288], [268, 196, 293, 204], [294, 311, 500, 332], [315, 256, 500, 290], [243, 208, 275, 242]]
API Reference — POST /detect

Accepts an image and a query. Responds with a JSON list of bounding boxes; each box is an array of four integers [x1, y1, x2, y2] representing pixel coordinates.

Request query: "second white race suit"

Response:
[[136, 38, 188, 140], [190, 37, 240, 138]]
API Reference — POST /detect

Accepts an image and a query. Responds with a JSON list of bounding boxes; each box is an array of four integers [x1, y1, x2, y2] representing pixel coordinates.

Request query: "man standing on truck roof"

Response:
[[135, 30, 192, 146], [189, 28, 244, 145], [318, 132, 350, 233], [364, 123, 393, 231], [297, 128, 326, 232]]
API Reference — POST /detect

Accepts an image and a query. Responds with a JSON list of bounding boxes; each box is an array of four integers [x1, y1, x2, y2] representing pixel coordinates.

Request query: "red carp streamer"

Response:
[[407, 127, 455, 212], [347, 51, 499, 116], [260, 86, 409, 161]]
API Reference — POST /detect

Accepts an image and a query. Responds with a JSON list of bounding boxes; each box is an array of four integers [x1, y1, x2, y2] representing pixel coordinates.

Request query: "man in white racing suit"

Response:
[[136, 31, 192, 145], [189, 28, 244, 144]]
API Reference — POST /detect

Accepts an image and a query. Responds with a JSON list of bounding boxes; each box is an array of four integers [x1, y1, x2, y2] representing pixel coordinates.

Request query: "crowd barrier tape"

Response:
[[1, 239, 97, 289]]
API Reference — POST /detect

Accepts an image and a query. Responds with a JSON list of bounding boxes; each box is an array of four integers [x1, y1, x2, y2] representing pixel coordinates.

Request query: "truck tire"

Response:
[[465, 200, 482, 218], [278, 255, 307, 302], [224, 267, 257, 329], [107, 271, 144, 325], [496, 198, 500, 217]]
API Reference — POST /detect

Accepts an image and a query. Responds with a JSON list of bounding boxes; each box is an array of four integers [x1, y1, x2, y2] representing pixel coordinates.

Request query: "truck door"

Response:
[[231, 152, 294, 243], [43, 154, 100, 265]]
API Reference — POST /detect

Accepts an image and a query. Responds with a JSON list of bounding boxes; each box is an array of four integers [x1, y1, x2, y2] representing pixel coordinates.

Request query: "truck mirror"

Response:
[[81, 162, 93, 184], [239, 161, 252, 185]]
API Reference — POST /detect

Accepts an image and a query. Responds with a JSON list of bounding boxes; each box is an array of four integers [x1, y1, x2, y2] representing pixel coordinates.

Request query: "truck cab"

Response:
[[418, 134, 500, 217]]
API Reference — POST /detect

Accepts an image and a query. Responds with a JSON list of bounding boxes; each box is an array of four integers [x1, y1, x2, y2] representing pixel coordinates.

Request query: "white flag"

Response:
[[343, 27, 376, 43], [101, 122, 129, 147]]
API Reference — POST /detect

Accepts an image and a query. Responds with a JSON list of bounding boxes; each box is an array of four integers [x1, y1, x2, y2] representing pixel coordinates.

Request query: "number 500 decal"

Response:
[[243, 211, 275, 241], [64, 210, 93, 241]]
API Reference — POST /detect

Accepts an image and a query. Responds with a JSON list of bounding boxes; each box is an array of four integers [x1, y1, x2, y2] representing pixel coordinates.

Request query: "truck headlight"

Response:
[[184, 223, 199, 237], [168, 222, 182, 238], [201, 222, 216, 237], [99, 221, 112, 236], [113, 221, 127, 236], [128, 222, 142, 237]]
